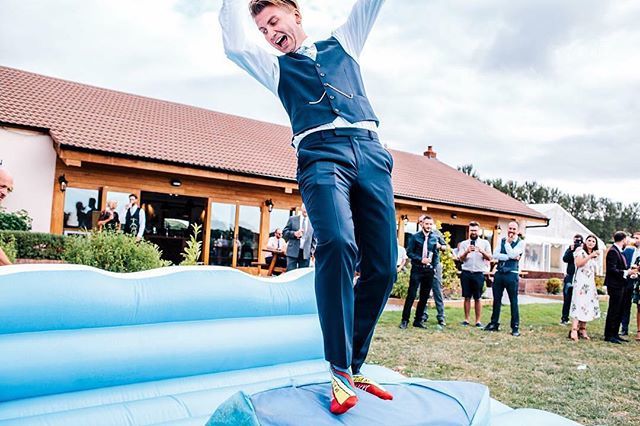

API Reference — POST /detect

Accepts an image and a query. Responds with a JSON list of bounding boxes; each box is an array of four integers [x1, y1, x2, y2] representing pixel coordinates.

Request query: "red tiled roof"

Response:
[[0, 66, 545, 220]]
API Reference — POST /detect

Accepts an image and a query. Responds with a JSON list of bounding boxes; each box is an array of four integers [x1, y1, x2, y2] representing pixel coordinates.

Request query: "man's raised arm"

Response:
[[219, 0, 280, 95], [332, 0, 386, 61]]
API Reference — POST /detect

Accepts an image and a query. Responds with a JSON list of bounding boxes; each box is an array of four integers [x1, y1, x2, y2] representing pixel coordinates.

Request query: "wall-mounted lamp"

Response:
[[400, 214, 409, 225], [58, 174, 68, 192], [170, 178, 182, 187], [265, 199, 274, 213], [451, 213, 458, 219], [495, 224, 502, 234]]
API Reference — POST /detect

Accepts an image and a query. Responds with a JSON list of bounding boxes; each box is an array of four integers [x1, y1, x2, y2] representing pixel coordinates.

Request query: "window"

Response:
[[237, 206, 261, 267], [404, 221, 418, 247], [209, 202, 236, 266], [63, 188, 99, 230], [270, 208, 292, 236]]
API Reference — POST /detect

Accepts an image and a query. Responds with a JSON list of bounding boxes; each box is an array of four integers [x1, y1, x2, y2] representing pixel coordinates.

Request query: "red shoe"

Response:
[[329, 367, 358, 415], [353, 375, 394, 400]]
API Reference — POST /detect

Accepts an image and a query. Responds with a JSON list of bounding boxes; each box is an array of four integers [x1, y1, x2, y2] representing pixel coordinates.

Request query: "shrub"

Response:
[[391, 266, 410, 299], [546, 278, 563, 294], [180, 223, 203, 266], [0, 209, 32, 231], [63, 230, 170, 272], [595, 275, 605, 295], [0, 234, 17, 263], [437, 222, 461, 298], [0, 231, 67, 260]]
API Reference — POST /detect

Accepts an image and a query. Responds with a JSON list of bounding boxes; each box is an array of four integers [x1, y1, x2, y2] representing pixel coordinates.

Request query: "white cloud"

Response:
[[1, 0, 638, 203]]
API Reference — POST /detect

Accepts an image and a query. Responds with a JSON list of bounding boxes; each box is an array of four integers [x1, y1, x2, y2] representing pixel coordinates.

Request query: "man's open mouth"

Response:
[[275, 35, 287, 47]]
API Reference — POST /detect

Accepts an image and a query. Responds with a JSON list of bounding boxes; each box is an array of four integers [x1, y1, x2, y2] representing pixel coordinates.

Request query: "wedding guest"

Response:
[[400, 215, 445, 329], [97, 200, 120, 231], [417, 214, 447, 327], [604, 232, 639, 344], [560, 234, 583, 325], [123, 194, 146, 241], [620, 232, 640, 336], [485, 221, 524, 336], [568, 235, 601, 341], [457, 222, 492, 328], [397, 239, 408, 273], [266, 228, 287, 268], [0, 167, 14, 266]]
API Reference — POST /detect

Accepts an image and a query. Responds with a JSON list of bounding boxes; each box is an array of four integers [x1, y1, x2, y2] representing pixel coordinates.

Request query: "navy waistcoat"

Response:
[[277, 37, 379, 137], [497, 238, 520, 273]]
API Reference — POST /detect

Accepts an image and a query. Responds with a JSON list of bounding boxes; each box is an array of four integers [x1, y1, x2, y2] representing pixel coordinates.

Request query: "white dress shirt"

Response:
[[126, 206, 146, 239], [493, 237, 525, 273], [267, 236, 285, 251], [219, 0, 385, 148], [459, 239, 491, 273], [299, 215, 309, 248]]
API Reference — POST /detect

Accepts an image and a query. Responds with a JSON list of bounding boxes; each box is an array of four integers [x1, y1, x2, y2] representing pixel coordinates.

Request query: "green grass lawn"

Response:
[[368, 302, 640, 426]]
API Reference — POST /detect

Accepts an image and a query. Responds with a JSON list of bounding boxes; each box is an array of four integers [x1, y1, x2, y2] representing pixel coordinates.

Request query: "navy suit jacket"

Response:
[[605, 245, 628, 290]]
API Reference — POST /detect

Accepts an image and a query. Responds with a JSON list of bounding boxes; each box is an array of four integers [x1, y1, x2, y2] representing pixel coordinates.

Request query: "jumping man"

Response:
[[220, 0, 397, 415]]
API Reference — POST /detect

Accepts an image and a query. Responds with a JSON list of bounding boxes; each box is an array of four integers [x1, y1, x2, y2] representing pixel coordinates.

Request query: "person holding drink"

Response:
[[400, 215, 446, 329], [568, 234, 601, 341]]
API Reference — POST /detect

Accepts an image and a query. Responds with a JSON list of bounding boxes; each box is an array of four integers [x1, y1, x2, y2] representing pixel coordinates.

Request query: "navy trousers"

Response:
[[490, 271, 520, 330], [296, 128, 397, 374]]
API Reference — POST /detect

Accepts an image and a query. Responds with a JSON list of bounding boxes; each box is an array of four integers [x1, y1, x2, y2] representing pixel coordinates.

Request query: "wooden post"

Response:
[[259, 202, 271, 263], [202, 198, 213, 265], [231, 202, 240, 268], [50, 171, 65, 235], [397, 214, 405, 247]]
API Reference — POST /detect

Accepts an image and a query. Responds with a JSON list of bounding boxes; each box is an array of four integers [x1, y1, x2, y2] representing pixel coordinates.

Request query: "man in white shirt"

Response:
[[266, 227, 287, 268], [397, 241, 408, 272], [123, 194, 146, 241], [485, 221, 525, 336], [457, 222, 492, 328]]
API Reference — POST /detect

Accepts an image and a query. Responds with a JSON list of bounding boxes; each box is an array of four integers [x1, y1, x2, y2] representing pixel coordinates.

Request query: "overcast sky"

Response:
[[1, 0, 638, 203]]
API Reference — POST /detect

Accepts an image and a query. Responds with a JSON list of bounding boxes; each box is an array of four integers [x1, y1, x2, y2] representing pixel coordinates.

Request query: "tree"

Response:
[[459, 164, 637, 242]]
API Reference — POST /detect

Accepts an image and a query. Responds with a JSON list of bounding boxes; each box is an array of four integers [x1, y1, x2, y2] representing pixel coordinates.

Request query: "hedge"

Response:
[[0, 231, 67, 260]]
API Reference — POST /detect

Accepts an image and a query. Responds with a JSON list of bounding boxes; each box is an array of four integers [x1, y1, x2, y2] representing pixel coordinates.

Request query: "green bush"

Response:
[[0, 231, 67, 260], [546, 277, 563, 294], [180, 223, 203, 266], [0, 209, 32, 231], [0, 234, 17, 263], [391, 266, 410, 299], [63, 230, 170, 272], [438, 227, 461, 298]]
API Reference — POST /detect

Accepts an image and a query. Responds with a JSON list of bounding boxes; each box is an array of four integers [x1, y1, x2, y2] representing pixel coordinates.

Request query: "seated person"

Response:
[[266, 228, 287, 269]]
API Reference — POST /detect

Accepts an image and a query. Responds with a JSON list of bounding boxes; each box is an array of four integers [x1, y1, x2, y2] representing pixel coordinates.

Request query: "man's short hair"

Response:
[[422, 215, 433, 222], [469, 221, 480, 228], [573, 233, 583, 239], [249, 0, 299, 17], [129, 193, 138, 199], [613, 231, 627, 243]]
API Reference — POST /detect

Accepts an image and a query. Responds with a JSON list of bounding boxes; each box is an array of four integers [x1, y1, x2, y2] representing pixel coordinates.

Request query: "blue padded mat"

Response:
[[208, 380, 491, 426]]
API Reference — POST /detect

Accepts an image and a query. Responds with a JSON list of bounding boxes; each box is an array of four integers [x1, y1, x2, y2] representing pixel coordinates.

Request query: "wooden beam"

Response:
[[60, 149, 297, 192]]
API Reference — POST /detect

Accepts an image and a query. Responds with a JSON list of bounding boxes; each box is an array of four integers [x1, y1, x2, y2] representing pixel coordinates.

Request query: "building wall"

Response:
[[0, 126, 56, 232]]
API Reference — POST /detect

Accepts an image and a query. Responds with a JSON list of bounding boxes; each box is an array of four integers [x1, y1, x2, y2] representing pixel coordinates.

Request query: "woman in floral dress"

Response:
[[569, 235, 601, 341]]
